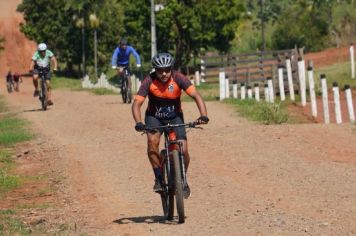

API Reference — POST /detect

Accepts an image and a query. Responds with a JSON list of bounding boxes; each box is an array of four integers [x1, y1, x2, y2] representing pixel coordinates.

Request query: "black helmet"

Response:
[[120, 37, 127, 45], [152, 53, 174, 68]]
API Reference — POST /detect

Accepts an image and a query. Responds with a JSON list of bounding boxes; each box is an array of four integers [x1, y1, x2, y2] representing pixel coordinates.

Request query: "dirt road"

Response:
[[2, 78, 356, 235]]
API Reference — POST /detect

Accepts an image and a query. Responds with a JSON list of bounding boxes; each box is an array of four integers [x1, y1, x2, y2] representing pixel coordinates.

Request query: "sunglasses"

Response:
[[156, 68, 171, 74]]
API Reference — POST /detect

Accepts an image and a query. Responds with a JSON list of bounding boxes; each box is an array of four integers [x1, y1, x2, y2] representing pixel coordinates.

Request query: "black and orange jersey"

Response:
[[135, 71, 196, 119]]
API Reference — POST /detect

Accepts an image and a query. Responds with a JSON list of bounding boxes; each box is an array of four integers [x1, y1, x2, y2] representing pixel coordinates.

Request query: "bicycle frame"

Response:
[[118, 66, 132, 103]]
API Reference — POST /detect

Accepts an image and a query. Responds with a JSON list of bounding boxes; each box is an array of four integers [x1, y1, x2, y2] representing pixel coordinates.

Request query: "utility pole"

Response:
[[151, 0, 157, 58], [260, 0, 266, 52]]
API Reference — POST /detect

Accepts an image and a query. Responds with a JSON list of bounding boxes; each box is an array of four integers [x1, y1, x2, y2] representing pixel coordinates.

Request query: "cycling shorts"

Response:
[[33, 66, 51, 80], [145, 115, 187, 140]]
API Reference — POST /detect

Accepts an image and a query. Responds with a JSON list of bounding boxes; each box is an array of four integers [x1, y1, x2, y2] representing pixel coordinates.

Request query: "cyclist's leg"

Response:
[[172, 116, 189, 171], [32, 71, 39, 96], [45, 71, 52, 103], [125, 68, 132, 91]]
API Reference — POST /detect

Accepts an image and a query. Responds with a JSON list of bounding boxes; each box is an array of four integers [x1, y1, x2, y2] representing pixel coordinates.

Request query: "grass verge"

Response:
[[225, 98, 289, 125]]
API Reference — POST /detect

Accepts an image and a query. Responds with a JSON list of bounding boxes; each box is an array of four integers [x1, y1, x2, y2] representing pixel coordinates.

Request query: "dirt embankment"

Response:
[[0, 0, 36, 77]]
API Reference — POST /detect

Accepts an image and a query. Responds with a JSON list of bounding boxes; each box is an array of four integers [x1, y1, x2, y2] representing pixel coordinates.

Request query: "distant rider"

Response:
[[6, 70, 14, 91], [111, 37, 141, 92], [13, 72, 22, 92], [30, 43, 58, 105]]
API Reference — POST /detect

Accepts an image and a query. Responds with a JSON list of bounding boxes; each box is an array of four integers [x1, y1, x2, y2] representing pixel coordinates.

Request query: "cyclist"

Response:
[[13, 72, 22, 92], [131, 52, 209, 199], [30, 43, 58, 105], [111, 37, 141, 93], [5, 70, 14, 92]]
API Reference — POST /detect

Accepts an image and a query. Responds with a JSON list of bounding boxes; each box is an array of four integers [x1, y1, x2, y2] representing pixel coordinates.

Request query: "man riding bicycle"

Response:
[[111, 37, 141, 93], [5, 70, 14, 92], [30, 43, 58, 105], [132, 52, 209, 199]]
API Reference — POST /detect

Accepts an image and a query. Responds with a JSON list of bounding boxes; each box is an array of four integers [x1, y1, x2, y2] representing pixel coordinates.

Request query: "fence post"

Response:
[[307, 64, 317, 118], [254, 83, 260, 101], [225, 76, 230, 98], [344, 85, 355, 122], [333, 82, 342, 124], [247, 85, 253, 99], [195, 70, 200, 86], [233, 80, 238, 99], [298, 57, 307, 106], [267, 77, 274, 103], [350, 44, 355, 79], [200, 58, 206, 82], [320, 74, 330, 124], [219, 68, 226, 101], [241, 83, 246, 100], [278, 65, 286, 101], [264, 83, 269, 102], [286, 56, 295, 101]]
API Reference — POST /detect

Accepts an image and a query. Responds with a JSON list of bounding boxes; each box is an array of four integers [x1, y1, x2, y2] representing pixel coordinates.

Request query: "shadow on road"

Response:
[[113, 215, 179, 225], [23, 108, 48, 112]]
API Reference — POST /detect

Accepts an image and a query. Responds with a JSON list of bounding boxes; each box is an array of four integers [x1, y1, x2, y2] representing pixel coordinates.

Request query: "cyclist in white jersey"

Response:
[[29, 43, 58, 105]]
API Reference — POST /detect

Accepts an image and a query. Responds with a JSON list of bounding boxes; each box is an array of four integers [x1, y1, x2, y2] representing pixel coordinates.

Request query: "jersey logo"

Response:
[[168, 83, 174, 92]]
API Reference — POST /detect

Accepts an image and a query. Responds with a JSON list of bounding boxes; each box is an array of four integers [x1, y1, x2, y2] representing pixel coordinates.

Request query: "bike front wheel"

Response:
[[172, 150, 185, 223], [40, 81, 48, 111]]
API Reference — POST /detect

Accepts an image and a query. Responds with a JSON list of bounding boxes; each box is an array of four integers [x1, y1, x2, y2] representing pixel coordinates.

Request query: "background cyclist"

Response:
[[131, 52, 209, 199], [111, 37, 141, 93], [30, 43, 58, 105]]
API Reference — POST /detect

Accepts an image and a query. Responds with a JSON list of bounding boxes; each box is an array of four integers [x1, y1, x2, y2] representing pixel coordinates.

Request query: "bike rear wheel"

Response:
[[172, 150, 185, 223]]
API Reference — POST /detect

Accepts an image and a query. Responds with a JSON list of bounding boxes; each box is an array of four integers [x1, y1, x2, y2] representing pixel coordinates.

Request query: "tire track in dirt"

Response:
[[3, 79, 356, 235]]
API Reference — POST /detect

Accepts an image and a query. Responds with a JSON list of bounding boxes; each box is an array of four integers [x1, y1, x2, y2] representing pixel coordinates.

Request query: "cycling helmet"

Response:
[[120, 37, 127, 45], [152, 53, 174, 68], [38, 43, 47, 51]]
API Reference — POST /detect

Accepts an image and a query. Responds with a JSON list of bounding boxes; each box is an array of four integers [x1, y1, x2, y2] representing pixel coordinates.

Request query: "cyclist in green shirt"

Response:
[[30, 43, 57, 105]]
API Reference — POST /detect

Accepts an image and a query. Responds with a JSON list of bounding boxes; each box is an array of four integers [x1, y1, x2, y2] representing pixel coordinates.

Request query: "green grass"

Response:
[[51, 76, 82, 90], [90, 88, 117, 95], [0, 209, 31, 235], [0, 168, 20, 193], [314, 61, 356, 89], [225, 98, 289, 125], [0, 118, 32, 146]]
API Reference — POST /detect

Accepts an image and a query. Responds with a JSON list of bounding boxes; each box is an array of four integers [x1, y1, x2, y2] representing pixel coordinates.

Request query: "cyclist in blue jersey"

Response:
[[30, 43, 57, 105], [111, 38, 141, 92]]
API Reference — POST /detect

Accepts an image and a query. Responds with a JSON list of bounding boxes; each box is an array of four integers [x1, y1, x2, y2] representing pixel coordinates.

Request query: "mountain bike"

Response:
[[144, 122, 202, 223], [37, 68, 49, 111], [118, 66, 132, 104], [6, 81, 13, 93]]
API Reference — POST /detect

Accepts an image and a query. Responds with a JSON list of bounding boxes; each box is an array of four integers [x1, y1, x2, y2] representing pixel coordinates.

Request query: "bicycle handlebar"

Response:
[[142, 121, 203, 134]]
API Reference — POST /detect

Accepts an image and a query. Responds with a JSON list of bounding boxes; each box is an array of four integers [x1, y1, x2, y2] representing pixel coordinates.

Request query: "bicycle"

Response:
[[144, 122, 202, 223], [118, 66, 132, 104], [36, 68, 50, 111], [6, 81, 13, 93]]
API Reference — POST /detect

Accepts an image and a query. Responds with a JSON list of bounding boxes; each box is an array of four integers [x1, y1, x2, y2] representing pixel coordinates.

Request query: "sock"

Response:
[[153, 167, 162, 182]]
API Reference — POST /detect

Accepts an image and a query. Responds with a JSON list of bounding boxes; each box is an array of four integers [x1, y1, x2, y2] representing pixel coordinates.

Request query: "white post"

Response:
[[278, 65, 286, 101], [241, 83, 246, 100], [333, 82, 342, 124], [247, 86, 253, 99], [307, 66, 317, 118], [344, 85, 355, 122], [267, 77, 274, 103], [350, 44, 355, 79], [233, 81, 238, 99], [264, 84, 269, 102], [254, 83, 260, 101], [219, 68, 226, 101], [321, 74, 330, 124], [286, 57, 295, 101], [225, 77, 230, 98], [298, 58, 307, 106], [195, 70, 200, 86]]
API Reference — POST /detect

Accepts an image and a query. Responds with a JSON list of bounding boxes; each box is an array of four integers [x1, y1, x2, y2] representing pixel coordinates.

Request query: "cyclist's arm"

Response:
[[132, 95, 145, 123], [111, 48, 119, 67], [129, 47, 141, 65], [186, 86, 208, 117], [29, 60, 35, 71], [51, 56, 58, 71]]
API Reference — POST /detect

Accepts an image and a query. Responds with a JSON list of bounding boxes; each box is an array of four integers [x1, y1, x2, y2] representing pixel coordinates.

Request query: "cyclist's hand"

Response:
[[135, 122, 145, 132], [136, 64, 141, 68], [112, 65, 117, 69], [196, 116, 209, 124]]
